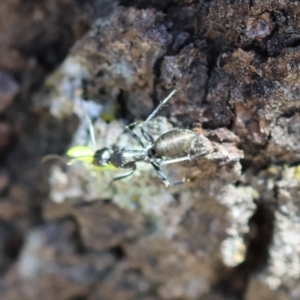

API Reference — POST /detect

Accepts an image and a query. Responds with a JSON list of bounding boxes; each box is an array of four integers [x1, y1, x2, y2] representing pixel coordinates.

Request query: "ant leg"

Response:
[[158, 156, 192, 165], [125, 122, 145, 147], [140, 89, 178, 143], [143, 89, 178, 126], [158, 151, 206, 166], [126, 120, 141, 129], [151, 162, 186, 187], [110, 164, 136, 184], [140, 128, 154, 143]]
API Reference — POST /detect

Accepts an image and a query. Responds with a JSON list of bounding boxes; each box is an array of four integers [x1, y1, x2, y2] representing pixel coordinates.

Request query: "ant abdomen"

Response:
[[153, 129, 196, 158]]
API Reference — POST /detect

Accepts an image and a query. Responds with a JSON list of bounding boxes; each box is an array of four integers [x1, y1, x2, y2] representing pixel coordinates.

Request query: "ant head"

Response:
[[93, 148, 112, 166]]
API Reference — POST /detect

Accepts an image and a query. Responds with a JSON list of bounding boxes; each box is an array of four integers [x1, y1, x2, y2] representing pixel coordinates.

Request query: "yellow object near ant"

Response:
[[66, 146, 117, 171]]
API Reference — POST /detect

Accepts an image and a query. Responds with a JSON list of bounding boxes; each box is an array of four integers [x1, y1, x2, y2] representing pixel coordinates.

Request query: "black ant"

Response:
[[69, 90, 202, 187]]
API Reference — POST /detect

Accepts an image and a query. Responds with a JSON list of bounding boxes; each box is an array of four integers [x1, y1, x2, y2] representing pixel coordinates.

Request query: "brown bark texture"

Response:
[[0, 0, 300, 299]]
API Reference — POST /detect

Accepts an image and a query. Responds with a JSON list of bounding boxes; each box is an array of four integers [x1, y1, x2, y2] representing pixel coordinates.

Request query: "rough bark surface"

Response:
[[0, 1, 300, 300]]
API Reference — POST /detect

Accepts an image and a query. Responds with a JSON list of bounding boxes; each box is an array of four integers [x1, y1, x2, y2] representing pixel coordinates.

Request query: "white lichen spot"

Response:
[[216, 185, 258, 267], [264, 209, 300, 290], [18, 231, 47, 279], [258, 165, 300, 290], [47, 57, 91, 119], [221, 236, 246, 266]]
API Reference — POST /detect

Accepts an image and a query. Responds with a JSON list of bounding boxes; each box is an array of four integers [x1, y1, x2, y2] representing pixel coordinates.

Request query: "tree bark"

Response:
[[0, 1, 299, 299]]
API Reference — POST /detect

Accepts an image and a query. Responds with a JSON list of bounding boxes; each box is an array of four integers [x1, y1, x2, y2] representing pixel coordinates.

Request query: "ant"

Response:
[[68, 90, 203, 187]]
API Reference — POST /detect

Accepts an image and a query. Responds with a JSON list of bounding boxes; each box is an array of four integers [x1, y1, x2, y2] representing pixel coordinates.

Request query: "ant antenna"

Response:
[[84, 110, 97, 150], [76, 98, 97, 150], [41, 154, 67, 164]]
